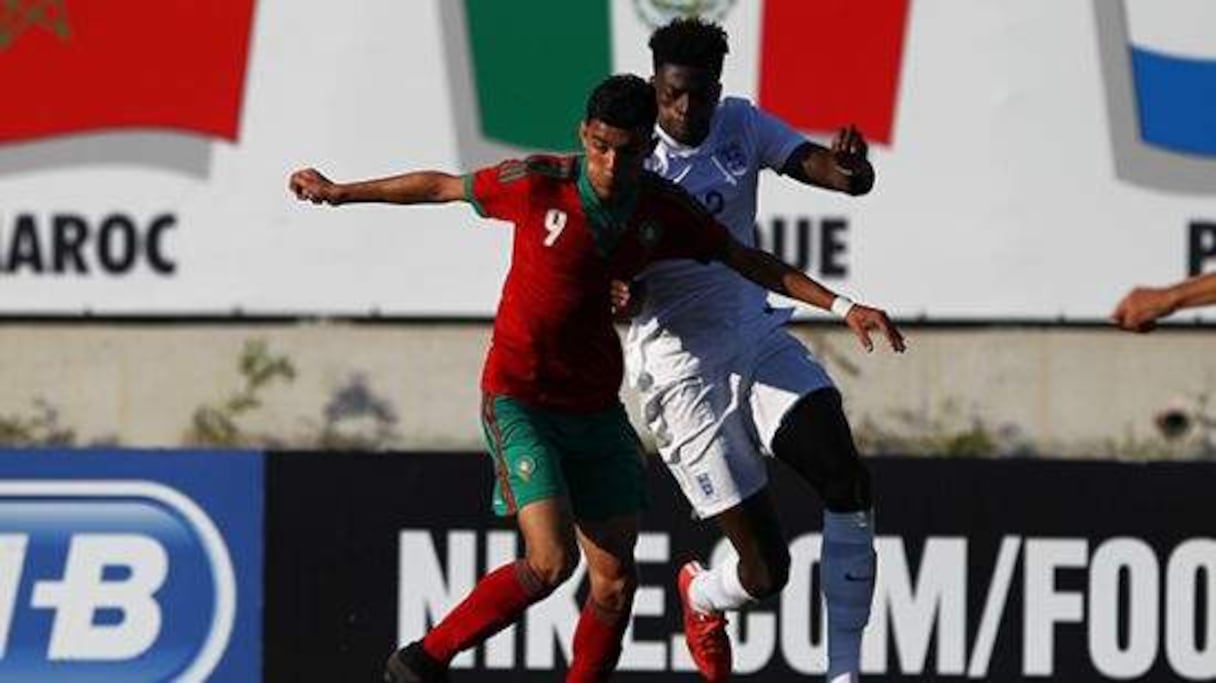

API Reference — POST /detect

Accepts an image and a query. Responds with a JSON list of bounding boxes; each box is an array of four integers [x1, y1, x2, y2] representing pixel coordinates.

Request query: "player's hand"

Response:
[[829, 125, 873, 194], [844, 304, 906, 353], [1111, 286, 1175, 332], [831, 125, 868, 162], [610, 279, 645, 321], [289, 167, 341, 205]]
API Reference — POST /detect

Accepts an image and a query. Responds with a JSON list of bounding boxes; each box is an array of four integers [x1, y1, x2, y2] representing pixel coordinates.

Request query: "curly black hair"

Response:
[[584, 74, 658, 131], [648, 17, 730, 77]]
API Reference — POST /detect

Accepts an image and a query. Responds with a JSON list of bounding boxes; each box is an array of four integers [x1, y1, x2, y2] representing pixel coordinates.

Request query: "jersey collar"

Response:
[[655, 123, 703, 157], [576, 156, 639, 256], [654, 106, 721, 158]]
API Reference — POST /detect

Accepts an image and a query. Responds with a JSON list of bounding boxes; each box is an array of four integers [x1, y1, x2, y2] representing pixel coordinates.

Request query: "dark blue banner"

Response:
[[0, 449, 263, 682]]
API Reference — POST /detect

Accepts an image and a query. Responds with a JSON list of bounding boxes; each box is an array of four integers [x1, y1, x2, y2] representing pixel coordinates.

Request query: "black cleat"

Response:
[[383, 641, 450, 683]]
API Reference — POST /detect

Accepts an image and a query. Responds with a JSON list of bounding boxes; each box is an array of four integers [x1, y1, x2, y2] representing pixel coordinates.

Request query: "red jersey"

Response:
[[466, 155, 729, 412]]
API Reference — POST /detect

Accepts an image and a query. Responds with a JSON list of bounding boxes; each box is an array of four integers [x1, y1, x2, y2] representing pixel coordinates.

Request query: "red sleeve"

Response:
[[652, 191, 731, 263], [464, 159, 531, 223]]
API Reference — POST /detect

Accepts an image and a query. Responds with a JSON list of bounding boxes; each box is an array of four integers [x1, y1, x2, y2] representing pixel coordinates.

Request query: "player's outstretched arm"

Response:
[[719, 239, 905, 353], [781, 125, 874, 196], [288, 167, 465, 206], [1111, 272, 1216, 332]]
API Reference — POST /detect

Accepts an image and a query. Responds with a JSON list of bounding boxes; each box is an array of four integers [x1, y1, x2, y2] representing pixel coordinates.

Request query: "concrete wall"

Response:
[[2, 323, 1213, 458]]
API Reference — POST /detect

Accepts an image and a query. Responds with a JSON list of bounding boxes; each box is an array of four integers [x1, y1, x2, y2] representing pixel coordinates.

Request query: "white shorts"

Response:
[[638, 327, 834, 519]]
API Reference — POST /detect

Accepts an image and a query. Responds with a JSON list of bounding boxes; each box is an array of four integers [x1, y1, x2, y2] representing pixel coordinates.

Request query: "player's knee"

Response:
[[527, 545, 580, 589], [589, 564, 638, 612], [773, 388, 872, 512]]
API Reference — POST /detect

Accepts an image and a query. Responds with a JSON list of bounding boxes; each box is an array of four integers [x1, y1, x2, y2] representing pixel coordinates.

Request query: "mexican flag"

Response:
[[0, 0, 257, 144], [458, 0, 909, 153]]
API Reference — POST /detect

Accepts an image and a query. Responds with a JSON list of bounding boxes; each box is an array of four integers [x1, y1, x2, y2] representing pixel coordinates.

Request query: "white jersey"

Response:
[[627, 97, 806, 386]]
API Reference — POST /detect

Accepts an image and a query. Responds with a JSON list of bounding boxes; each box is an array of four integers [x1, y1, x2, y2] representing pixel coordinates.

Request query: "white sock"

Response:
[[688, 552, 757, 613]]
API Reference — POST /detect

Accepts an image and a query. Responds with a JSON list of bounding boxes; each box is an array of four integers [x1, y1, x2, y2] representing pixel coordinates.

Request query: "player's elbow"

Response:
[[427, 173, 466, 203]]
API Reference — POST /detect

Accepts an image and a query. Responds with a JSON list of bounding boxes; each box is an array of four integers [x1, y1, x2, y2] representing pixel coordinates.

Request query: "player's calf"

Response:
[[821, 510, 876, 682], [736, 536, 790, 600], [568, 594, 636, 682], [713, 490, 791, 601]]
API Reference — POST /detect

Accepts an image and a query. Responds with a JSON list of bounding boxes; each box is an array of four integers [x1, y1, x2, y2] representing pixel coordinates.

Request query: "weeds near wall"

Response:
[[183, 339, 403, 450], [854, 402, 1010, 458], [184, 339, 297, 448], [307, 372, 402, 451], [0, 398, 76, 446], [1104, 390, 1216, 461]]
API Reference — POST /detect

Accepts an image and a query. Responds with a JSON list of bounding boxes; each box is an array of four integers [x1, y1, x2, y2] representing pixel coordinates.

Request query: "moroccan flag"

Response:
[[0, 0, 257, 143]]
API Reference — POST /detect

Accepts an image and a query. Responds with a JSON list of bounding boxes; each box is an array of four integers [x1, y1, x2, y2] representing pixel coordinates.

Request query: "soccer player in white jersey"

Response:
[[619, 18, 898, 683], [1112, 272, 1216, 332]]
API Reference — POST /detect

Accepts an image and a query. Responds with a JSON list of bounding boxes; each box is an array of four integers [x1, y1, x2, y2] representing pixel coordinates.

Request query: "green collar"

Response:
[[576, 156, 639, 256]]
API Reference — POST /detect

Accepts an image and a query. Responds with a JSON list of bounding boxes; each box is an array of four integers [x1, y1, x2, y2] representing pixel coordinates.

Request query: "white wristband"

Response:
[[830, 296, 855, 318]]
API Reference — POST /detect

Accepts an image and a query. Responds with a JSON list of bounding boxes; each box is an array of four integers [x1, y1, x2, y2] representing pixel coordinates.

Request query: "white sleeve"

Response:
[[750, 103, 807, 171]]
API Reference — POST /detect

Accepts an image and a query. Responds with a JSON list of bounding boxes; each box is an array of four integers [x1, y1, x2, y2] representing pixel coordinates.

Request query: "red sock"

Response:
[[566, 598, 632, 682], [421, 559, 548, 664]]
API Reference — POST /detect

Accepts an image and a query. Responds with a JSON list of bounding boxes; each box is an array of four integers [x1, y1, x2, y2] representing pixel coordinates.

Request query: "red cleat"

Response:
[[678, 561, 733, 681]]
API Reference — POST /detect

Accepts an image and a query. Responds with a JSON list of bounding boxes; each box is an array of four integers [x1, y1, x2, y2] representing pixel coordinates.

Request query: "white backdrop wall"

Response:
[[0, 0, 1213, 319]]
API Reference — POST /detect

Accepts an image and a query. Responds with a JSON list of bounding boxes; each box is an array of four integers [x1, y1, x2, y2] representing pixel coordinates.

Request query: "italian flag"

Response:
[[460, 0, 909, 152]]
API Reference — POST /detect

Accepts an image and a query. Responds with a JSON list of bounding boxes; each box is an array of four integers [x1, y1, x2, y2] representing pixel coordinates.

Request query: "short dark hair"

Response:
[[585, 74, 658, 131], [649, 17, 729, 77]]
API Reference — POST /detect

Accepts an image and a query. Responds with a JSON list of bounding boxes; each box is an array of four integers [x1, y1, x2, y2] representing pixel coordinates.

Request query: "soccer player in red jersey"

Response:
[[289, 74, 903, 682]]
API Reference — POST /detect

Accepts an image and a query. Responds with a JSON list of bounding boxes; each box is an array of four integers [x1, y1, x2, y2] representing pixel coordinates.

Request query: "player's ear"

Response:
[[577, 121, 589, 147]]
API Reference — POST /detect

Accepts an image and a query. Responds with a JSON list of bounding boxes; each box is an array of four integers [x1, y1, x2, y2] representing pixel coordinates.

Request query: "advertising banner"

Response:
[[264, 452, 1216, 681], [1, 1, 1214, 319], [0, 449, 263, 682]]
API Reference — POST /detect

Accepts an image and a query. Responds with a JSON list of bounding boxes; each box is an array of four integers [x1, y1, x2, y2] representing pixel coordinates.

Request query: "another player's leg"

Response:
[[386, 498, 579, 682], [642, 374, 775, 680], [566, 515, 640, 682], [771, 387, 875, 683], [385, 395, 580, 682], [678, 491, 789, 681], [694, 491, 790, 607], [557, 401, 649, 681]]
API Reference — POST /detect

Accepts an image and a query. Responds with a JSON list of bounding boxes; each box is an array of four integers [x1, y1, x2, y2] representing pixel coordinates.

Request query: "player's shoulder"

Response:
[[523, 154, 579, 182], [720, 95, 758, 114], [718, 95, 794, 133], [492, 154, 579, 185], [711, 96, 771, 145], [717, 96, 762, 124]]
